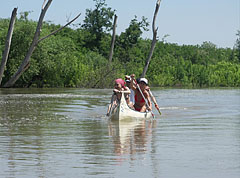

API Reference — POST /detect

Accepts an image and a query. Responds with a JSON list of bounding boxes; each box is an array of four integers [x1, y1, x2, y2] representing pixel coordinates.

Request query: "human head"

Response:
[[125, 75, 130, 81], [125, 75, 131, 86], [139, 78, 148, 86], [115, 78, 126, 89], [125, 79, 130, 87]]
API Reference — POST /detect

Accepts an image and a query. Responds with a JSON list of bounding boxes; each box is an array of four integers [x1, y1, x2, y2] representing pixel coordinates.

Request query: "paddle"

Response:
[[148, 89, 162, 115], [133, 79, 155, 119]]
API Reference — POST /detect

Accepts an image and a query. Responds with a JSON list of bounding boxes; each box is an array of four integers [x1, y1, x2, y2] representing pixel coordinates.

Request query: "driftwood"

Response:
[[3, 0, 80, 88], [0, 8, 17, 86], [141, 0, 161, 78], [108, 14, 118, 64]]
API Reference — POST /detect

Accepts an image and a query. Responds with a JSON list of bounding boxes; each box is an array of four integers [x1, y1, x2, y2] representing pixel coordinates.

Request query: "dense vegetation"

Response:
[[0, 1, 239, 88]]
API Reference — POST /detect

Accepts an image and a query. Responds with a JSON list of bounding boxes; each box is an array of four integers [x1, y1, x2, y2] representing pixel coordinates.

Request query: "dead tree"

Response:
[[141, 0, 161, 78], [108, 14, 118, 64], [3, 0, 80, 88], [0, 8, 17, 86], [92, 14, 118, 88]]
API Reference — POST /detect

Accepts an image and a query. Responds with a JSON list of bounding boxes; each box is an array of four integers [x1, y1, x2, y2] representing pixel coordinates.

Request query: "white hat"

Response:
[[139, 78, 148, 85], [125, 75, 130, 79], [125, 75, 131, 83]]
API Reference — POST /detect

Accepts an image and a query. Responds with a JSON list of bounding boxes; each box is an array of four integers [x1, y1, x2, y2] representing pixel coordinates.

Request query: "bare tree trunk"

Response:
[[141, 0, 161, 78], [3, 0, 53, 88], [3, 0, 80, 88], [109, 15, 118, 64], [0, 8, 17, 86]]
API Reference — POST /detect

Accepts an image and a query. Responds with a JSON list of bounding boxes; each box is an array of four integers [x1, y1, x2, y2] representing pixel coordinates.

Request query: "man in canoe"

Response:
[[106, 78, 131, 116], [130, 74, 152, 112]]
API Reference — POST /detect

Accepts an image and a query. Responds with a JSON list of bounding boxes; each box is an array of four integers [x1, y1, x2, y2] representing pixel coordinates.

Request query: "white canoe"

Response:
[[109, 93, 153, 121]]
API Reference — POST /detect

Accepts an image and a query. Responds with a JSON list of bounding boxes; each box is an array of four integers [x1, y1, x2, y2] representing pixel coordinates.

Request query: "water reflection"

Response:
[[3, 123, 47, 178], [108, 119, 157, 157], [1, 88, 239, 178]]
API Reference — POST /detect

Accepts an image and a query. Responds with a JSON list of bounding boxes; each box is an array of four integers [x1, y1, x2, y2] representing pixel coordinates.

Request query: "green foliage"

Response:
[[0, 7, 239, 88], [19, 11, 32, 21], [235, 30, 240, 62], [81, 0, 115, 51], [147, 41, 240, 87], [115, 16, 149, 63], [1, 18, 37, 86], [117, 16, 149, 49]]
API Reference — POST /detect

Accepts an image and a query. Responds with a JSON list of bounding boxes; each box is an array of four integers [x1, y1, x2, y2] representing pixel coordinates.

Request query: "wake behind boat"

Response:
[[109, 93, 152, 121]]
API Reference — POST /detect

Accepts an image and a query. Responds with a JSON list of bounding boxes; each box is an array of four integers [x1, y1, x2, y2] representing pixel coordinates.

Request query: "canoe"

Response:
[[109, 93, 152, 121]]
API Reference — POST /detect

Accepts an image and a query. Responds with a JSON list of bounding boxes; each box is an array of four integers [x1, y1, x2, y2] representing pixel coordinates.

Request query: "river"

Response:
[[0, 88, 239, 178]]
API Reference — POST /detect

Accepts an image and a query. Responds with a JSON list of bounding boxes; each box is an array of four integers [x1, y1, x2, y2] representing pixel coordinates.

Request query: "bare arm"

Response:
[[149, 89, 159, 110], [144, 91, 152, 111], [130, 74, 137, 92], [122, 87, 131, 94], [113, 88, 130, 94]]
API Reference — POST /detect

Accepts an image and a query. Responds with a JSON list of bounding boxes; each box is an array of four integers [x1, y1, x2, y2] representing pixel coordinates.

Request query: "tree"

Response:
[[118, 16, 149, 50], [141, 0, 161, 78], [235, 30, 240, 62], [116, 16, 149, 63], [2, 0, 80, 88], [108, 14, 117, 64], [82, 0, 115, 50]]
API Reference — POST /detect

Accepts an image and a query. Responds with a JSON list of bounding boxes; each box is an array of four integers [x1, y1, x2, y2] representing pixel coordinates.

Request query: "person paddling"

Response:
[[106, 78, 130, 116], [130, 74, 152, 112]]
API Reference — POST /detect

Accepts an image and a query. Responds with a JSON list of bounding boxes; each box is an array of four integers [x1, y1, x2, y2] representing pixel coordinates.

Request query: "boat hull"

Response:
[[109, 93, 152, 121]]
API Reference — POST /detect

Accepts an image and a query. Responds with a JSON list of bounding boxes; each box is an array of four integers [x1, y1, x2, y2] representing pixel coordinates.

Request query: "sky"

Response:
[[1, 0, 239, 48]]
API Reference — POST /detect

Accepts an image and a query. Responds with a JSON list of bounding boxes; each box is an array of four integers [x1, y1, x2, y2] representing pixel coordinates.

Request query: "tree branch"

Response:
[[38, 13, 81, 43], [42, 0, 47, 10]]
